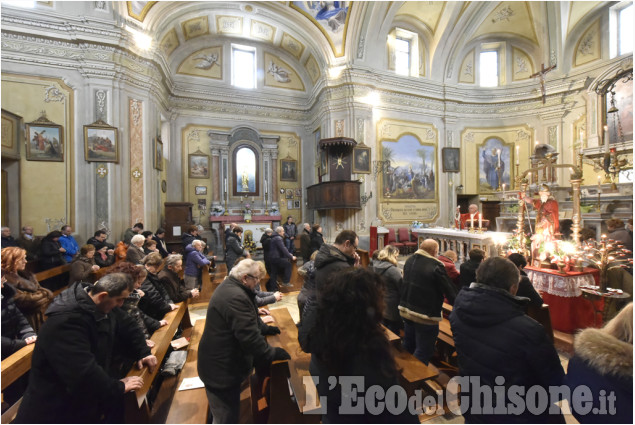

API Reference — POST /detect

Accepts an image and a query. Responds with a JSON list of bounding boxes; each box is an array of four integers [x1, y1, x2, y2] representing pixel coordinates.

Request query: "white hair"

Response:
[[192, 239, 205, 248], [264, 228, 273, 234], [230, 258, 260, 280], [275, 226, 284, 234], [131, 234, 145, 245]]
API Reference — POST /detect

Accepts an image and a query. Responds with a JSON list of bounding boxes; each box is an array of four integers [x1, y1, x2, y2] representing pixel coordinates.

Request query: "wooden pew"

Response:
[[33, 263, 71, 295], [165, 319, 208, 424], [1, 345, 35, 423], [124, 301, 192, 423], [527, 303, 554, 343], [356, 248, 370, 268]]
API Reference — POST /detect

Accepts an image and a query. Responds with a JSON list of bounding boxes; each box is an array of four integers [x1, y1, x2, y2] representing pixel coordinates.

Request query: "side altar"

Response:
[[413, 228, 511, 262], [208, 215, 281, 254]]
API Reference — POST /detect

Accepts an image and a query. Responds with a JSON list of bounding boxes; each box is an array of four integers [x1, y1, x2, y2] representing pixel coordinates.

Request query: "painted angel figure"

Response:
[[193, 53, 219, 70], [267, 61, 291, 83]]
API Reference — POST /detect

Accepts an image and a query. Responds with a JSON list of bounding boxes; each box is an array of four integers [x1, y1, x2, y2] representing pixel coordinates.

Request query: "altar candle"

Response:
[[603, 125, 609, 151], [224, 178, 227, 193], [497, 149, 501, 167], [502, 183, 506, 192], [470, 214, 474, 228], [597, 175, 601, 189], [479, 214, 482, 229], [251, 197, 254, 202], [515, 145, 519, 165], [240, 196, 243, 202]]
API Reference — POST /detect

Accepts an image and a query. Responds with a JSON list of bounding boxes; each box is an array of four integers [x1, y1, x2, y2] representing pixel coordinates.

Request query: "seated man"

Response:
[[459, 248, 485, 290], [59, 225, 80, 263], [14, 273, 157, 424], [450, 257, 564, 423], [17, 225, 41, 261], [123, 222, 143, 245], [1, 227, 18, 249], [507, 253, 543, 308]]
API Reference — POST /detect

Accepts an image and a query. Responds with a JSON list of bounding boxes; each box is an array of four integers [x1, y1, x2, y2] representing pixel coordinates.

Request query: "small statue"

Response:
[[524, 184, 560, 262]]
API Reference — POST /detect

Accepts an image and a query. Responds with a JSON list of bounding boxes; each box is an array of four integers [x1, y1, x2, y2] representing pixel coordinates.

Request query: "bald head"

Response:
[[420, 239, 439, 256]]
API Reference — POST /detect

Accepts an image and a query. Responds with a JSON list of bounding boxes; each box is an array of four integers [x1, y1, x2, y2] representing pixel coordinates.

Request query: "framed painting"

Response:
[[294, 188, 302, 198], [154, 137, 163, 171], [442, 148, 460, 172], [293, 200, 301, 209], [381, 134, 436, 200], [319, 150, 328, 176], [478, 137, 513, 193], [83, 120, 118, 163], [285, 189, 294, 199], [352, 146, 371, 174], [281, 159, 297, 181], [27, 119, 64, 162], [195, 186, 207, 195], [189, 153, 210, 179]]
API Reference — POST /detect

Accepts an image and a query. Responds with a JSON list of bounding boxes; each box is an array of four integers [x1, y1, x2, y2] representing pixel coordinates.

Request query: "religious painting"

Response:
[[234, 146, 258, 194], [26, 119, 64, 162], [286, 189, 294, 199], [198, 198, 206, 210], [606, 76, 633, 144], [84, 120, 118, 163], [478, 138, 512, 193], [293, 200, 301, 209], [319, 150, 328, 176], [290, 1, 351, 57], [442, 148, 460, 172], [294, 188, 302, 198], [381, 134, 436, 200], [195, 186, 207, 195], [281, 159, 297, 181], [352, 146, 371, 174], [188, 153, 210, 179], [154, 137, 163, 171]]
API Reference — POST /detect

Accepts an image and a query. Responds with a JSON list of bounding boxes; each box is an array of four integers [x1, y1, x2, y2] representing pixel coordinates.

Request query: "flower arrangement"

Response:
[[411, 220, 423, 228], [270, 206, 279, 215], [243, 233, 257, 253], [242, 203, 251, 214], [212, 206, 223, 213]]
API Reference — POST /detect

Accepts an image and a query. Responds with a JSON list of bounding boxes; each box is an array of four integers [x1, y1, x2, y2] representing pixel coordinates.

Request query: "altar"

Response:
[[412, 228, 511, 262], [209, 215, 281, 254], [525, 266, 601, 333]]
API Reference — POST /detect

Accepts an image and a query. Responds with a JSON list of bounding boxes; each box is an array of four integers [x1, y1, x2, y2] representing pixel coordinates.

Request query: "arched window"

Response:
[[232, 145, 259, 196]]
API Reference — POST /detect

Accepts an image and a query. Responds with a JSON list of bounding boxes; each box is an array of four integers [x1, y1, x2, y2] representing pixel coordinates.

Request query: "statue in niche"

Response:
[[242, 169, 249, 191], [235, 146, 256, 193]]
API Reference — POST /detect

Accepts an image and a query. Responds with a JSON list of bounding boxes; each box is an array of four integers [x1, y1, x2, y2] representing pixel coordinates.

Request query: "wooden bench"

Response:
[[165, 319, 208, 424], [1, 344, 35, 423], [124, 301, 192, 423], [527, 303, 554, 343], [33, 263, 71, 296]]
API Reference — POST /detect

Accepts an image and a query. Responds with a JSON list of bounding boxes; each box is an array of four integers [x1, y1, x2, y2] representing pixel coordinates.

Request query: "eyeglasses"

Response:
[[246, 274, 259, 280]]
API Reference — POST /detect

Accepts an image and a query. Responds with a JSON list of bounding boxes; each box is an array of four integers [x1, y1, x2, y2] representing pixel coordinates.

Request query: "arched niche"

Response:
[[232, 143, 259, 196]]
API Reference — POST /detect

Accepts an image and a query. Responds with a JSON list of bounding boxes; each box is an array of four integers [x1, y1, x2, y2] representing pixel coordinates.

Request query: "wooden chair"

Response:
[[386, 228, 405, 254], [398, 228, 417, 254]]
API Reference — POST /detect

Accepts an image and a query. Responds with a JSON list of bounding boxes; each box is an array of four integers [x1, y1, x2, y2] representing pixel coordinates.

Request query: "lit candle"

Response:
[[265, 184, 268, 194], [502, 183, 506, 192], [535, 140, 539, 147], [603, 125, 609, 152], [470, 214, 474, 228]]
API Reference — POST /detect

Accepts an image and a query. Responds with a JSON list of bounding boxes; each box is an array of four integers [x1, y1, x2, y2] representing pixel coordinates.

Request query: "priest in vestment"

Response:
[[456, 204, 485, 229]]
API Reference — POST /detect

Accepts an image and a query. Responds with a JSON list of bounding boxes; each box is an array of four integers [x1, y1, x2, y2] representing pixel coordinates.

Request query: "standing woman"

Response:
[[225, 226, 249, 272], [1, 247, 54, 331], [184, 240, 210, 290], [152, 228, 169, 258], [298, 268, 417, 423], [309, 224, 324, 255], [38, 230, 66, 270], [68, 244, 100, 285], [372, 245, 404, 335]]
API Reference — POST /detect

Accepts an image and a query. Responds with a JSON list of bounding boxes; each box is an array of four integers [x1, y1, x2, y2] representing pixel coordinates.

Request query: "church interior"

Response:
[[1, 0, 633, 423]]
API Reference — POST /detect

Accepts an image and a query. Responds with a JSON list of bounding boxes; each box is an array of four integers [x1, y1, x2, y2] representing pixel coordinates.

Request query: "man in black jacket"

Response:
[[399, 239, 456, 365], [449, 257, 565, 423], [198, 259, 290, 423], [267, 226, 296, 291], [459, 248, 485, 290], [313, 229, 360, 295], [299, 223, 312, 263], [14, 274, 157, 424]]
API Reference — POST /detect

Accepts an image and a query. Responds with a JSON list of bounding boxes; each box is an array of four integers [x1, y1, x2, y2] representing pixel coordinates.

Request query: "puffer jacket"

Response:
[[399, 249, 456, 324], [68, 255, 96, 285], [450, 282, 565, 423], [138, 272, 172, 320], [184, 244, 210, 277], [1, 284, 36, 359], [225, 233, 245, 271], [372, 260, 403, 322], [565, 327, 632, 424], [313, 243, 355, 294]]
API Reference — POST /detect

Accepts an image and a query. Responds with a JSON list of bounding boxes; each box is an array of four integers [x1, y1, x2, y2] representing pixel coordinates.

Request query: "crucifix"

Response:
[[530, 63, 556, 104]]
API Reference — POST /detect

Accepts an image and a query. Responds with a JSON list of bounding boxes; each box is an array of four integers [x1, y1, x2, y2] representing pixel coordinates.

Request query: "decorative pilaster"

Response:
[[129, 99, 144, 224], [211, 149, 220, 203], [271, 151, 278, 204]]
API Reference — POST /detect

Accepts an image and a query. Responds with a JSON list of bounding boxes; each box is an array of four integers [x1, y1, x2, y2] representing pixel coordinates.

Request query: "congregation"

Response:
[[1, 217, 633, 423]]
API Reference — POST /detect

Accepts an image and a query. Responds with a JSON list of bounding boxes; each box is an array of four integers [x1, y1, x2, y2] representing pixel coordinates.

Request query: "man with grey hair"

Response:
[[1, 226, 18, 248], [450, 257, 564, 423], [15, 273, 157, 423], [198, 259, 290, 423], [266, 226, 296, 291], [158, 253, 200, 303], [399, 238, 456, 365]]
